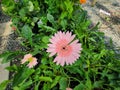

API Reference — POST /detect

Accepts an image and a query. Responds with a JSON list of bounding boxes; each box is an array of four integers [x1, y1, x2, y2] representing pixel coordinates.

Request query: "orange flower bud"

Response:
[[12, 26, 17, 31], [79, 0, 86, 4]]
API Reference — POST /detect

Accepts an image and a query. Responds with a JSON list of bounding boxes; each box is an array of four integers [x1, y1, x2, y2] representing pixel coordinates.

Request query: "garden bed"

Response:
[[0, 0, 120, 90]]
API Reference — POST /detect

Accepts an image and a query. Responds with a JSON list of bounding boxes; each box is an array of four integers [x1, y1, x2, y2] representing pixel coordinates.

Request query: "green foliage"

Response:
[[59, 77, 68, 90], [74, 84, 85, 90], [12, 67, 34, 87], [1, 0, 120, 89], [0, 80, 10, 90], [0, 51, 23, 63]]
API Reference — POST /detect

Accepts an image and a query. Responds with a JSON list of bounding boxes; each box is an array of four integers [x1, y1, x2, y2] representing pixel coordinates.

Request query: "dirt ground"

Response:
[[83, 0, 120, 49]]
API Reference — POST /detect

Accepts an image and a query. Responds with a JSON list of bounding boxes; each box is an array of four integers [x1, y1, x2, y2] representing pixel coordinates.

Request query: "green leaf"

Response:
[[60, 12, 67, 19], [13, 67, 34, 86], [0, 80, 10, 90], [47, 13, 55, 24], [42, 36, 49, 43], [74, 84, 85, 90], [34, 82, 40, 90], [43, 83, 51, 90], [59, 77, 67, 90], [93, 81, 103, 88], [41, 58, 49, 65], [0, 52, 13, 63], [115, 88, 120, 90], [60, 19, 67, 30], [64, 0, 73, 18], [34, 68, 41, 75], [51, 76, 61, 88], [89, 38, 96, 42], [21, 24, 33, 40], [33, 17, 39, 23], [2, 0, 15, 15], [6, 64, 18, 71], [42, 25, 56, 32], [13, 86, 20, 90], [0, 51, 22, 63], [28, 1, 34, 12], [100, 49, 107, 57], [43, 70, 53, 76], [39, 43, 48, 49], [19, 80, 33, 90], [33, 75, 39, 82], [19, 8, 26, 17], [85, 77, 92, 90], [66, 67, 84, 77], [39, 76, 52, 82]]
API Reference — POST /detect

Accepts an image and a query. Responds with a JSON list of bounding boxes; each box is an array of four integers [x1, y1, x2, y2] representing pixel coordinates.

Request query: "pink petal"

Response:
[[27, 58, 38, 68], [66, 87, 73, 90], [47, 31, 82, 66]]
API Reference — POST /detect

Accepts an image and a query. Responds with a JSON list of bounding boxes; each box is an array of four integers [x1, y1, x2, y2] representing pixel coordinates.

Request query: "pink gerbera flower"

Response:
[[21, 54, 38, 68], [66, 87, 73, 90], [47, 31, 82, 66]]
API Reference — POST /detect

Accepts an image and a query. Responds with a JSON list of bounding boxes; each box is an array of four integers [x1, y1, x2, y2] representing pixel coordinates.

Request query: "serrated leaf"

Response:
[[66, 67, 84, 77], [33, 17, 39, 22], [13, 86, 19, 90], [100, 49, 107, 57], [6, 64, 18, 71], [21, 24, 33, 39], [41, 58, 48, 65], [0, 80, 10, 90], [60, 19, 67, 30], [43, 70, 53, 76], [39, 43, 48, 49], [19, 8, 26, 17], [0, 52, 13, 63], [19, 80, 33, 90], [64, 0, 73, 18], [34, 82, 40, 90], [59, 77, 67, 90], [115, 88, 120, 90], [85, 77, 92, 90], [93, 81, 103, 88], [42, 36, 49, 43], [43, 83, 51, 90], [89, 38, 96, 42], [42, 25, 56, 31], [0, 51, 21, 63], [47, 13, 54, 24], [74, 84, 85, 90], [2, 0, 15, 14], [39, 76, 52, 82], [28, 1, 34, 12], [13, 67, 34, 86], [60, 12, 67, 19], [51, 76, 61, 88]]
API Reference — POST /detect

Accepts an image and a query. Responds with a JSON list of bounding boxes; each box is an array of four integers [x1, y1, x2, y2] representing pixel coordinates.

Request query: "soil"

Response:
[[82, 0, 120, 49]]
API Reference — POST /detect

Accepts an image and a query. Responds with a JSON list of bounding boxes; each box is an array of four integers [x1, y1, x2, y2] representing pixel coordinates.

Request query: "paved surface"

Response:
[[0, 22, 11, 83], [0, 23, 6, 36], [83, 0, 120, 48], [0, 59, 9, 83]]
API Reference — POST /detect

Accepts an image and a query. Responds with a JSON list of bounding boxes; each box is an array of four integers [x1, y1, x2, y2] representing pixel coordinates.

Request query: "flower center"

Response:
[[62, 46, 67, 50], [61, 45, 72, 57], [56, 39, 73, 57], [28, 57, 33, 62]]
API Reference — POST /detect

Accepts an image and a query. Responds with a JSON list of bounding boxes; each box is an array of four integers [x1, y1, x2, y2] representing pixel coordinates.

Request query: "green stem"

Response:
[[61, 68, 81, 83]]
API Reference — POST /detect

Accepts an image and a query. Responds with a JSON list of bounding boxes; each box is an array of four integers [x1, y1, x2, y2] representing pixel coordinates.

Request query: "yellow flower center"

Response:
[[28, 57, 33, 62]]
